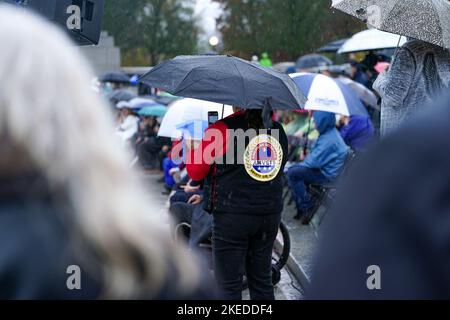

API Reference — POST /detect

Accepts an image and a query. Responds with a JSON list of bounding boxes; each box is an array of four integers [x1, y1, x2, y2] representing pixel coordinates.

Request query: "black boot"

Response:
[[301, 207, 315, 225], [294, 210, 305, 220]]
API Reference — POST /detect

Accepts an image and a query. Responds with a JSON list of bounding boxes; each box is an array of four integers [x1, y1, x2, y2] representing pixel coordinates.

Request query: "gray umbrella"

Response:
[[332, 0, 450, 50], [140, 55, 307, 111], [317, 39, 349, 53], [107, 89, 137, 104], [100, 72, 130, 84], [296, 54, 333, 71]]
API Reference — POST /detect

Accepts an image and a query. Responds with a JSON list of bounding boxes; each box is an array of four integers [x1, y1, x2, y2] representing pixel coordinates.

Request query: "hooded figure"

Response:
[[373, 40, 450, 136], [303, 112, 349, 179], [260, 52, 273, 67], [339, 115, 375, 153], [287, 111, 348, 223], [309, 94, 450, 299]]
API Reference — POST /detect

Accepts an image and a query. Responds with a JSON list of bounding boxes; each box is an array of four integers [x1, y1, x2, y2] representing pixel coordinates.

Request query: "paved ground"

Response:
[[140, 172, 304, 300], [281, 192, 322, 283]]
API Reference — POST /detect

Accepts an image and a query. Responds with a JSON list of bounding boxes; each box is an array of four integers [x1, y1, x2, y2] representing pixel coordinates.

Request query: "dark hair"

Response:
[[245, 109, 265, 129]]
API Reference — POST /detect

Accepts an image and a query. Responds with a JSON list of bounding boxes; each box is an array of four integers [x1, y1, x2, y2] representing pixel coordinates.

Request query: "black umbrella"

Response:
[[140, 55, 306, 111], [296, 54, 333, 71], [107, 89, 137, 104], [317, 39, 348, 53], [153, 95, 181, 106], [100, 72, 130, 84]]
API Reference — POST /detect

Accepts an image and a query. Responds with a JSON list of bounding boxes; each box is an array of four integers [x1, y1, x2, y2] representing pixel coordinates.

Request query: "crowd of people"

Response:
[[114, 102, 171, 172], [1, 0, 450, 301], [104, 33, 450, 299]]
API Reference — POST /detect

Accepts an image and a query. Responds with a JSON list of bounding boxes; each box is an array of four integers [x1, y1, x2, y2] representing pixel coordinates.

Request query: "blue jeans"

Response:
[[287, 165, 330, 212]]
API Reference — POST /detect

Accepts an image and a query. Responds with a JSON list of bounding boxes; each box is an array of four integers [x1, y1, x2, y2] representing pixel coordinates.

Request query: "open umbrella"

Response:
[[138, 106, 167, 118], [154, 94, 180, 106], [100, 72, 130, 84], [317, 39, 349, 53], [332, 0, 450, 50], [158, 98, 233, 139], [107, 89, 136, 104], [128, 97, 160, 110], [140, 55, 306, 111], [296, 54, 333, 71], [290, 73, 369, 116], [336, 77, 379, 110], [338, 29, 407, 54]]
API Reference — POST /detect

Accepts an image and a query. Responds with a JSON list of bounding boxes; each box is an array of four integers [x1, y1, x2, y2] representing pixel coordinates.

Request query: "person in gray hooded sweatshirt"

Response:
[[374, 39, 450, 136]]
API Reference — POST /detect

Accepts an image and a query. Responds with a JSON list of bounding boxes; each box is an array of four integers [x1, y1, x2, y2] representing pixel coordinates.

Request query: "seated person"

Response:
[[338, 115, 375, 153], [115, 102, 139, 147], [170, 179, 203, 205], [162, 140, 183, 191], [134, 116, 156, 151], [169, 192, 212, 250], [137, 123, 170, 170], [287, 111, 349, 223]]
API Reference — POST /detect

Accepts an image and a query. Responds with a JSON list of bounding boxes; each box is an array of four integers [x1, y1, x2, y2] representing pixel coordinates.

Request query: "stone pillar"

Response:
[[79, 31, 121, 76]]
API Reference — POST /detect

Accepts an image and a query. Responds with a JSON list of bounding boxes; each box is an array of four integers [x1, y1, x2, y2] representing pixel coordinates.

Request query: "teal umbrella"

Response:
[[138, 106, 167, 117]]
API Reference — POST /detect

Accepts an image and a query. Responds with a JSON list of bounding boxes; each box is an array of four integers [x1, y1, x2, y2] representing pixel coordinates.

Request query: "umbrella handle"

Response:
[[393, 35, 403, 61], [303, 112, 313, 157], [262, 98, 273, 129]]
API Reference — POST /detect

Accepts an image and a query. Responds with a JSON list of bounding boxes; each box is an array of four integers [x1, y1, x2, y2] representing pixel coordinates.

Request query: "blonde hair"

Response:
[[0, 5, 199, 298]]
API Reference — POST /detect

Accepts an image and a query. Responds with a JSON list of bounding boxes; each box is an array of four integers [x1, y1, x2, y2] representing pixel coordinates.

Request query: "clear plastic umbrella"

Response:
[[338, 29, 407, 54], [158, 98, 234, 139], [332, 0, 450, 50]]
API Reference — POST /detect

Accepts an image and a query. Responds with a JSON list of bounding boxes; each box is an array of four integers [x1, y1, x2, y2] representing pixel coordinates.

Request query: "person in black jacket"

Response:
[[308, 93, 450, 299], [186, 108, 288, 300]]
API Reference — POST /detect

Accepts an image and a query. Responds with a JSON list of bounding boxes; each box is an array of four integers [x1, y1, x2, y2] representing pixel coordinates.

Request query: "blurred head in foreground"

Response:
[[0, 5, 200, 299], [308, 93, 450, 299]]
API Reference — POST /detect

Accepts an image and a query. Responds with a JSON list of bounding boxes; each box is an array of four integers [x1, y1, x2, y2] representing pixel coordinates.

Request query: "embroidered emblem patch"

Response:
[[244, 134, 283, 182]]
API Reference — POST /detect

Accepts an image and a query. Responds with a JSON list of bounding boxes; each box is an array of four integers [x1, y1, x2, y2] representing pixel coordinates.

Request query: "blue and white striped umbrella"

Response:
[[290, 73, 369, 117]]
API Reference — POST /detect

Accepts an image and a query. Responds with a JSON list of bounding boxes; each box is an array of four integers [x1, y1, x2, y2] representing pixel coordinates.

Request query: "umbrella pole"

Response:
[[303, 112, 313, 157], [393, 35, 403, 61], [222, 104, 225, 119]]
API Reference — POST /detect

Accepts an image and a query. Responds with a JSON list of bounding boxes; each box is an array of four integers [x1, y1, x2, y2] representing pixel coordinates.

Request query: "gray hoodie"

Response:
[[373, 40, 450, 136]]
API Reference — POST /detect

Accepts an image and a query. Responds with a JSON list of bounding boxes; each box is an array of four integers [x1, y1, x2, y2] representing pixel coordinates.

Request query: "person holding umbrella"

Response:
[[374, 39, 450, 136], [141, 55, 306, 300], [185, 107, 289, 300], [332, 0, 450, 136]]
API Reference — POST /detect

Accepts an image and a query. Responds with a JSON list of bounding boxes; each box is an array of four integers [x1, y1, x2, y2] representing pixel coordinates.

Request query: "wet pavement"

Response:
[[281, 192, 321, 283]]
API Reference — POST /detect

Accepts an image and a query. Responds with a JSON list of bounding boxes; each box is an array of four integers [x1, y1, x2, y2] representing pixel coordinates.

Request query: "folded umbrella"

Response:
[[290, 73, 369, 116], [338, 29, 407, 54], [332, 0, 450, 50], [140, 55, 306, 111]]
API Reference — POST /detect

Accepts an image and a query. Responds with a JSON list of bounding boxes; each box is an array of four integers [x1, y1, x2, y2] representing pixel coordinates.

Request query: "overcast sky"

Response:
[[195, 0, 222, 36]]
